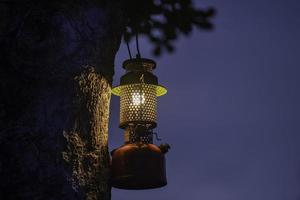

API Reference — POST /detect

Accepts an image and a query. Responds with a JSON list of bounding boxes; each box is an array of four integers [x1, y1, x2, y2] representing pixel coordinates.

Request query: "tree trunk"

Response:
[[0, 1, 123, 199], [62, 68, 112, 199]]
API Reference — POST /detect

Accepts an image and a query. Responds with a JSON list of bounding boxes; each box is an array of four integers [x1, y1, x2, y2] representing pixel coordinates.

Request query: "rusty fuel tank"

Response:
[[111, 143, 168, 189]]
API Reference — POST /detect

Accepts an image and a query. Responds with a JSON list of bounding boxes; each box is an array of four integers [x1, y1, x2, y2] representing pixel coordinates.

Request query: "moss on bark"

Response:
[[63, 68, 111, 200]]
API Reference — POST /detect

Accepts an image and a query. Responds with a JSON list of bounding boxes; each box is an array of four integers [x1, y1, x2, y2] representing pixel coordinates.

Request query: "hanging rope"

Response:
[[135, 31, 141, 58], [125, 39, 132, 59], [124, 26, 141, 59]]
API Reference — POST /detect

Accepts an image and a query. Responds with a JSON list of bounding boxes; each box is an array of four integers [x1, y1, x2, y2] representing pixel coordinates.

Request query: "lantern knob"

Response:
[[159, 143, 171, 154]]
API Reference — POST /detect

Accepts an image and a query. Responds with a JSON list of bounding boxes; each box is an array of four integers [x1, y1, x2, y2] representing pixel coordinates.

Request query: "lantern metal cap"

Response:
[[123, 58, 156, 71], [112, 57, 167, 96]]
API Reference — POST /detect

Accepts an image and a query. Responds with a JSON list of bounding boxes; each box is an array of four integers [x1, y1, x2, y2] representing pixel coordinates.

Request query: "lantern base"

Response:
[[111, 143, 167, 190]]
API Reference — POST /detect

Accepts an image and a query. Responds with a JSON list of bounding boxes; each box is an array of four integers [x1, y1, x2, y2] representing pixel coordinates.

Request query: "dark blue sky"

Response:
[[109, 0, 300, 199]]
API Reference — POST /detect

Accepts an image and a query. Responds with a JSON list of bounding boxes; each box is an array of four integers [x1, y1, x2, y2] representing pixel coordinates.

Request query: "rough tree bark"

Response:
[[0, 1, 123, 199]]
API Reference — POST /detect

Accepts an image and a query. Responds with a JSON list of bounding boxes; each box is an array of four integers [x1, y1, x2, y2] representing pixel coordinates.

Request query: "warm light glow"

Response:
[[112, 85, 167, 97], [118, 84, 157, 128], [131, 92, 145, 106]]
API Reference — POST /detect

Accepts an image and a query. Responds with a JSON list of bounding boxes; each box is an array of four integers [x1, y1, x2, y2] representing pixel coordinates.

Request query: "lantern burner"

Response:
[[124, 125, 158, 144]]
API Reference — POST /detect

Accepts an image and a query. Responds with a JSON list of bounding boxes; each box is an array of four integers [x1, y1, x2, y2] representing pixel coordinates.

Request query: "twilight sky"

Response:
[[108, 0, 300, 199]]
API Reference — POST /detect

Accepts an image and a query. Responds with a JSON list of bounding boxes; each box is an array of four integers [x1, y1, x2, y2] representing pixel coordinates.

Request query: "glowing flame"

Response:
[[131, 92, 145, 106]]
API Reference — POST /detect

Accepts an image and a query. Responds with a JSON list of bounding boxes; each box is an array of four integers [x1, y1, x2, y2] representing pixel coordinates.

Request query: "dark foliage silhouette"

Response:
[[0, 1, 214, 199]]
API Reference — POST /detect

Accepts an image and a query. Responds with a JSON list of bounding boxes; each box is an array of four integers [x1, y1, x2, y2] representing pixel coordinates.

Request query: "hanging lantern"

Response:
[[111, 58, 166, 129], [111, 58, 169, 190]]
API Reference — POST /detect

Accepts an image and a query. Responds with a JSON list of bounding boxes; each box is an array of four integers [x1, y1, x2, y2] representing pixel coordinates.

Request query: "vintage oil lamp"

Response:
[[111, 58, 169, 189]]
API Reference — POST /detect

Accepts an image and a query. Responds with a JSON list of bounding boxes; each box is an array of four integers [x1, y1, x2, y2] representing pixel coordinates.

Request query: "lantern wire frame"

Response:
[[112, 84, 167, 97]]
